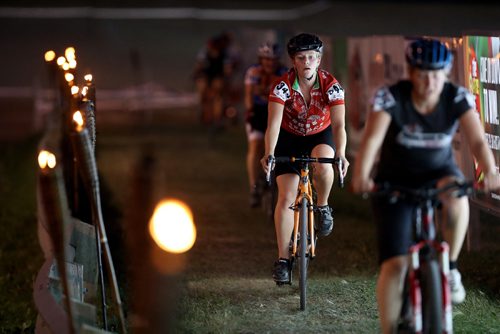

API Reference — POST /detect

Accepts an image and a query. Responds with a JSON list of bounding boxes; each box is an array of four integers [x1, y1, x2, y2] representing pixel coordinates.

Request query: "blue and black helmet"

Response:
[[406, 38, 453, 70], [287, 33, 323, 57]]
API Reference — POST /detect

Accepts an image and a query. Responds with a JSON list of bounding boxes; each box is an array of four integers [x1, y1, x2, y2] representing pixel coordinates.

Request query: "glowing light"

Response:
[[56, 56, 66, 66], [71, 85, 79, 95], [64, 72, 74, 82], [68, 59, 77, 69], [81, 86, 88, 96], [44, 50, 56, 62], [374, 53, 383, 64], [62, 63, 70, 71], [149, 199, 196, 254], [65, 47, 76, 60], [38, 150, 57, 169], [73, 111, 84, 131], [84, 74, 93, 82]]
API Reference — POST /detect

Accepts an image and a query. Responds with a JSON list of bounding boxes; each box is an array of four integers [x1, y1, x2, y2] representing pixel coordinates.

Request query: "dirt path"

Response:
[[96, 116, 381, 332]]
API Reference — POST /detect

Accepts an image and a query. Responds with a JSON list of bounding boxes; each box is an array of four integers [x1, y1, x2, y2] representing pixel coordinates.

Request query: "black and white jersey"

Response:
[[372, 80, 475, 183]]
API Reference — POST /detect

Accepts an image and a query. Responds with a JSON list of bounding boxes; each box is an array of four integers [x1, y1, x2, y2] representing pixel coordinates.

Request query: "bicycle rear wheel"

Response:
[[298, 197, 309, 311], [420, 260, 443, 334]]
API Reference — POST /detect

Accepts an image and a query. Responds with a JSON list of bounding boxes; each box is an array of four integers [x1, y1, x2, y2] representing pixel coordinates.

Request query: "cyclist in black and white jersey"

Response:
[[352, 38, 500, 334]]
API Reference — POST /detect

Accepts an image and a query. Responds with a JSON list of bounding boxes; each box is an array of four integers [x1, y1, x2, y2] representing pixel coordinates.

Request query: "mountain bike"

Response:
[[267, 155, 344, 310], [371, 180, 476, 334]]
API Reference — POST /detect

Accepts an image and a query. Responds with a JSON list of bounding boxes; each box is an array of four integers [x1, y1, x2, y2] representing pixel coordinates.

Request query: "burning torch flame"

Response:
[[44, 50, 56, 62], [65, 47, 76, 61], [64, 73, 74, 83], [38, 150, 57, 169], [71, 85, 79, 95], [73, 111, 84, 132], [56, 56, 66, 66], [149, 199, 196, 254]]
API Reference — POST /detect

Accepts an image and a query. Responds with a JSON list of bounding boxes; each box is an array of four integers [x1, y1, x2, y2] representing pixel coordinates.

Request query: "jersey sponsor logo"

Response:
[[454, 86, 475, 109], [397, 124, 453, 148], [272, 81, 291, 101], [327, 83, 344, 101], [373, 86, 396, 112]]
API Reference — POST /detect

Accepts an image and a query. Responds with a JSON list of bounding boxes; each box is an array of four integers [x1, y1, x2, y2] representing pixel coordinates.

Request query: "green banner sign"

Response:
[[464, 35, 500, 213]]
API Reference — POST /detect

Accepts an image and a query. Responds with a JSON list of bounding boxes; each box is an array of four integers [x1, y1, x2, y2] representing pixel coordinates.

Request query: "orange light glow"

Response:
[[73, 111, 84, 131], [71, 85, 79, 95], [65, 47, 76, 60], [44, 50, 56, 62], [84, 74, 93, 82], [38, 150, 57, 169], [81, 86, 89, 96], [374, 53, 383, 64], [149, 199, 196, 254], [56, 56, 66, 66], [68, 59, 77, 69], [62, 63, 70, 71], [64, 72, 74, 83]]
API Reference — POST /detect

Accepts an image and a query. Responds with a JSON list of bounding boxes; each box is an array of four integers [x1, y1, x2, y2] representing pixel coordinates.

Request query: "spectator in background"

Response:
[[261, 33, 348, 283]]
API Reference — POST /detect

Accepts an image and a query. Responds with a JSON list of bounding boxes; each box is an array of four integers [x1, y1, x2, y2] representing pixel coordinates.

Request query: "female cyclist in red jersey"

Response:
[[261, 33, 349, 283]]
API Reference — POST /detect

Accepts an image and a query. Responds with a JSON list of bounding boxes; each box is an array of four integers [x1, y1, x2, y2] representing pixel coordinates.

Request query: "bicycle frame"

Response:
[[268, 156, 343, 260], [290, 161, 316, 258], [407, 199, 452, 334], [374, 181, 475, 334], [268, 155, 343, 310]]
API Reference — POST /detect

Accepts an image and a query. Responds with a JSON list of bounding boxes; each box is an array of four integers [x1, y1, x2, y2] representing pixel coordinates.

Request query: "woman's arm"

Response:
[[351, 110, 392, 193], [459, 109, 500, 191], [261, 101, 284, 173], [330, 104, 348, 175]]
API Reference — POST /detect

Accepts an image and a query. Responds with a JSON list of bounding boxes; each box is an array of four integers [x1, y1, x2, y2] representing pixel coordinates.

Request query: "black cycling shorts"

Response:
[[274, 127, 335, 177], [248, 105, 268, 133], [373, 166, 464, 264]]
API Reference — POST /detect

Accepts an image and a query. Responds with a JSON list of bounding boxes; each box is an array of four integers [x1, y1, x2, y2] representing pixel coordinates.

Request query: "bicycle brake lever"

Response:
[[266, 155, 275, 184], [336, 158, 345, 189]]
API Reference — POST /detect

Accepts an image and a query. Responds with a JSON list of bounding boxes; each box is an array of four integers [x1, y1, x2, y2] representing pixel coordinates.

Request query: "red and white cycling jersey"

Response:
[[269, 68, 344, 136]]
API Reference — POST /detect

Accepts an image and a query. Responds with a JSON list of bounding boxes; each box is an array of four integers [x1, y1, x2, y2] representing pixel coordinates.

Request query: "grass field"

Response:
[[1, 109, 500, 333]]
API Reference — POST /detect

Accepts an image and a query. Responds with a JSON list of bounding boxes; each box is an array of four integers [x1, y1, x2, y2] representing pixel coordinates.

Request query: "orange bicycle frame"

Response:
[[291, 161, 316, 258]]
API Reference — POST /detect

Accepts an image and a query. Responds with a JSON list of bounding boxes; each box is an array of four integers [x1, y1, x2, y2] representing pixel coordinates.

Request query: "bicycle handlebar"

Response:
[[368, 180, 479, 203], [266, 155, 345, 188]]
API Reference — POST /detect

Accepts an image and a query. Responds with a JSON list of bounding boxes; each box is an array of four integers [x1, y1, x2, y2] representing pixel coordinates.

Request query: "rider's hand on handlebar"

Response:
[[261, 154, 274, 174], [336, 156, 350, 178], [351, 176, 374, 196], [482, 170, 500, 192]]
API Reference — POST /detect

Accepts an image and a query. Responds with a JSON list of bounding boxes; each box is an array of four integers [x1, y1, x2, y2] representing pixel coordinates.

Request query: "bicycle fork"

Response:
[[291, 178, 316, 259]]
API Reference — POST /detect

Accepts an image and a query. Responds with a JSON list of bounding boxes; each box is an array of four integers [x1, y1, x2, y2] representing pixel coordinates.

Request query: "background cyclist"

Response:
[[244, 42, 288, 208], [351, 38, 500, 334], [261, 33, 349, 284], [193, 32, 238, 128]]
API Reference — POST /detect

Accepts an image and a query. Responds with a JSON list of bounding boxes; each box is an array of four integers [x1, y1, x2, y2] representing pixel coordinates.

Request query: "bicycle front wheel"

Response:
[[420, 260, 443, 334], [298, 197, 309, 311]]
